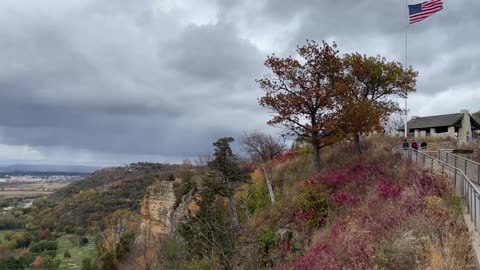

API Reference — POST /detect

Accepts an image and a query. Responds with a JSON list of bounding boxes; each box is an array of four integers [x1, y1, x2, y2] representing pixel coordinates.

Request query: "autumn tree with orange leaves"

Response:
[[258, 40, 418, 168], [257, 40, 345, 173], [33, 256, 42, 269], [339, 53, 417, 155]]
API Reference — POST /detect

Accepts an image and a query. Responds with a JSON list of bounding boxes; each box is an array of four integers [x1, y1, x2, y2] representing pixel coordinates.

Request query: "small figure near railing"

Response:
[[402, 139, 409, 149], [411, 140, 419, 151], [420, 141, 427, 151]]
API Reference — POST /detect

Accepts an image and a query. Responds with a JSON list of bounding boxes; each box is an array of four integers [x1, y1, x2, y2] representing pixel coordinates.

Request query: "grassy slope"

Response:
[[235, 136, 473, 269], [57, 235, 97, 270], [0, 230, 96, 269]]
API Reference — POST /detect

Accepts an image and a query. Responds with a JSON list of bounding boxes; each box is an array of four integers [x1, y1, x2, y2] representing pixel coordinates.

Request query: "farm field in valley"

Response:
[[0, 182, 70, 200]]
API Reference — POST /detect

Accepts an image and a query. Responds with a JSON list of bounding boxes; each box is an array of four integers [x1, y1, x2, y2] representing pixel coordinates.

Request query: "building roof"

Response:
[[397, 113, 480, 131], [406, 113, 464, 130]]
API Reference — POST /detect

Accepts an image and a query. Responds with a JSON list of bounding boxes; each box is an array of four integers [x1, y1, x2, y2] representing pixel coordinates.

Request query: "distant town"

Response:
[[0, 174, 85, 183], [0, 164, 97, 183]]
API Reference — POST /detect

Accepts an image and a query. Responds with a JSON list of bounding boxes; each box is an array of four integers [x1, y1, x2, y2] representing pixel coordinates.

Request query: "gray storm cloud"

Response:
[[0, 0, 478, 165]]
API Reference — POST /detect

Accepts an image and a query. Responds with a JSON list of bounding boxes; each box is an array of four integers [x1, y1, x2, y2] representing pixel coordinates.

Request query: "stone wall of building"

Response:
[[458, 110, 472, 143]]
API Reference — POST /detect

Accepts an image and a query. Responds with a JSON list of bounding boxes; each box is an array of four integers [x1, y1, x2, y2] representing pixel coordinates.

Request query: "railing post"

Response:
[[455, 169, 457, 188], [466, 159, 468, 175], [477, 164, 480, 185], [465, 159, 468, 177], [469, 184, 472, 216], [467, 183, 470, 214], [475, 193, 478, 231]]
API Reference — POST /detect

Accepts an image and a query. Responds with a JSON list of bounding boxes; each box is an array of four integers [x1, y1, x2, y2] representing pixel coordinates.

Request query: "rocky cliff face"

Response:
[[140, 180, 177, 236]]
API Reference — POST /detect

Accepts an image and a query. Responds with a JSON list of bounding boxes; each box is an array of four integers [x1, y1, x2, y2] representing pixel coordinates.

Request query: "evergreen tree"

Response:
[[203, 137, 251, 232]]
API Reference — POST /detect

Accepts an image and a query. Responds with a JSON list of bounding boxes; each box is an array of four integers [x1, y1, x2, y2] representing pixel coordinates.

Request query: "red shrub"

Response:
[[328, 219, 347, 240], [322, 170, 352, 187], [297, 225, 376, 270], [321, 161, 384, 188], [295, 242, 330, 270], [376, 179, 401, 199], [409, 172, 448, 197], [274, 150, 298, 162], [331, 191, 359, 205], [292, 154, 454, 270]]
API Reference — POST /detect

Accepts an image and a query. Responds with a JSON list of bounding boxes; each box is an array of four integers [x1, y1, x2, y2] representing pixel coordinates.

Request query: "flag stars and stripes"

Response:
[[408, 0, 443, 24]]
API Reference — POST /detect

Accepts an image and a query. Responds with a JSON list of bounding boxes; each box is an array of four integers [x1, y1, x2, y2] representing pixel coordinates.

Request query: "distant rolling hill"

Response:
[[24, 162, 181, 230], [0, 164, 100, 174]]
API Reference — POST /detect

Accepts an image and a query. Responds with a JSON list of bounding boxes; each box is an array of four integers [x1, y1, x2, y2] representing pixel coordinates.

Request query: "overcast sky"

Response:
[[0, 0, 479, 166]]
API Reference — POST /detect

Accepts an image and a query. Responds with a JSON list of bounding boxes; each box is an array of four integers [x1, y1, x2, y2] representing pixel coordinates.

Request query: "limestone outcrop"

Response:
[[140, 180, 177, 236]]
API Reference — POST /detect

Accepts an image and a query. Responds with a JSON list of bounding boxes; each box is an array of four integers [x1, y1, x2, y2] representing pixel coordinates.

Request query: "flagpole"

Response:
[[404, 0, 409, 138]]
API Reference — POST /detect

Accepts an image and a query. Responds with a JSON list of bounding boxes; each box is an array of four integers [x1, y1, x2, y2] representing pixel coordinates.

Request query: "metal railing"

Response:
[[438, 149, 480, 185], [393, 147, 480, 232]]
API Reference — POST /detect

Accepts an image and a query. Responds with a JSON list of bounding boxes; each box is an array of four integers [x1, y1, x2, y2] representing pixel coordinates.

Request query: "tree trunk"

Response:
[[312, 142, 321, 173], [242, 200, 250, 223], [228, 194, 240, 232], [354, 133, 361, 155], [262, 167, 275, 204]]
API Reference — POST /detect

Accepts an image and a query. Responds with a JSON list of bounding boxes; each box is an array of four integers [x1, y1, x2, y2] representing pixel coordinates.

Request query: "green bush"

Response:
[[244, 169, 271, 215], [64, 250, 71, 259], [0, 256, 23, 270], [29, 240, 58, 253], [18, 253, 36, 266], [42, 250, 58, 258], [257, 226, 276, 255], [158, 237, 187, 269], [40, 255, 61, 270], [0, 240, 18, 251], [74, 227, 86, 236], [184, 258, 213, 270], [4, 231, 32, 249], [448, 195, 463, 218], [298, 180, 330, 229], [64, 225, 74, 234], [0, 216, 22, 230], [81, 258, 94, 270]]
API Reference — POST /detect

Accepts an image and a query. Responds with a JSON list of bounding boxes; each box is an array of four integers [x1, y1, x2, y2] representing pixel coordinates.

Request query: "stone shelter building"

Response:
[[398, 110, 480, 143]]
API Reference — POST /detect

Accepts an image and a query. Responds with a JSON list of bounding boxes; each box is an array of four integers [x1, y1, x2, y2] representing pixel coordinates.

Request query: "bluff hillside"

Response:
[[22, 163, 180, 231]]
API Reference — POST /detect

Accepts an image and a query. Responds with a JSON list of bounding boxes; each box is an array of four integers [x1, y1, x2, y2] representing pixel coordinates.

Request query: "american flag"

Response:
[[408, 0, 443, 24]]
